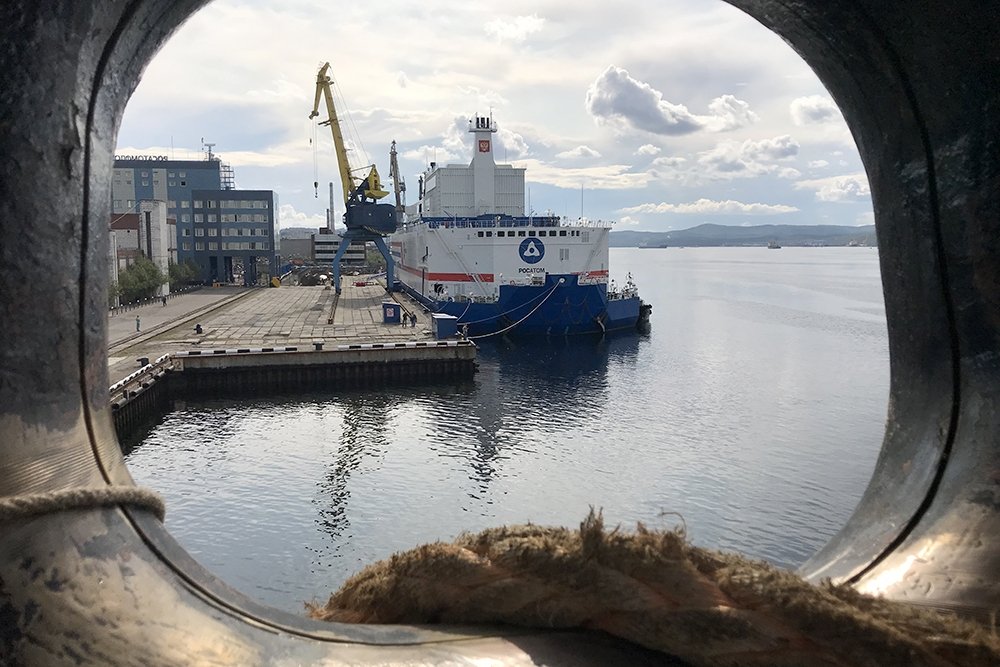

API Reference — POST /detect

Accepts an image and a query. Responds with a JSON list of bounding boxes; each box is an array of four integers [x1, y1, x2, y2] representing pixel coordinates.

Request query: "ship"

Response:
[[389, 113, 651, 338]]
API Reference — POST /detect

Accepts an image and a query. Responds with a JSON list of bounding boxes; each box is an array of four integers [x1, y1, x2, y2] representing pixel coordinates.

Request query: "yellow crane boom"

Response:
[[309, 62, 388, 207]]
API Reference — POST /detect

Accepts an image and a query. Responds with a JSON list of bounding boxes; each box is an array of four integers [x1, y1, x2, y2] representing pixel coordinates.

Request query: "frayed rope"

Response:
[[0, 486, 165, 522]]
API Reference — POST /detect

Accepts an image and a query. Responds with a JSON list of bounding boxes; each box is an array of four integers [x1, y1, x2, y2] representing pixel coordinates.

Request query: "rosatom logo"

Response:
[[519, 237, 545, 264]]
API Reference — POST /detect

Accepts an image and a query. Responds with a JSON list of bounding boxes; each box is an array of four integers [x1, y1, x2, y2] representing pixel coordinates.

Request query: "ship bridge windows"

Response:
[[477, 231, 484, 237], [486, 231, 493, 237], [528, 230, 536, 236], [518, 230, 526, 237], [559, 230, 567, 237]]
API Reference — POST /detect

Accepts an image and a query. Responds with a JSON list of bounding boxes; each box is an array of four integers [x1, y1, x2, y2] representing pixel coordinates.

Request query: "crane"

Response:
[[389, 140, 406, 224], [309, 62, 397, 294]]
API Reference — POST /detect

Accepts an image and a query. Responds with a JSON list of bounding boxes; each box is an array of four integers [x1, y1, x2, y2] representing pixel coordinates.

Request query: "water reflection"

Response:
[[314, 394, 394, 545], [423, 335, 644, 494]]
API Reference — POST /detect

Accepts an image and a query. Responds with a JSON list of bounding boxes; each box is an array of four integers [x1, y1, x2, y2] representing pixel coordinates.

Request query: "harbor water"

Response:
[[124, 246, 889, 613]]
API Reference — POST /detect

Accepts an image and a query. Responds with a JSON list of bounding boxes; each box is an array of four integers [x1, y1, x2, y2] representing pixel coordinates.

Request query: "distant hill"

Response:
[[610, 223, 876, 248]]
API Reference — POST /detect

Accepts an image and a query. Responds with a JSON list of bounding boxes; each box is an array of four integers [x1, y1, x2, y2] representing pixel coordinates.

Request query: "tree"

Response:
[[117, 257, 165, 303], [168, 259, 201, 289]]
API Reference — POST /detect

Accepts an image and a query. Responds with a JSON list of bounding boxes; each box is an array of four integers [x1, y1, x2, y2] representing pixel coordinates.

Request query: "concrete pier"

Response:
[[108, 280, 431, 386]]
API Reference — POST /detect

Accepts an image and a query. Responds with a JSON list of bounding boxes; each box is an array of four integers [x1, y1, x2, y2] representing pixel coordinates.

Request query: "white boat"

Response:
[[389, 114, 650, 337]]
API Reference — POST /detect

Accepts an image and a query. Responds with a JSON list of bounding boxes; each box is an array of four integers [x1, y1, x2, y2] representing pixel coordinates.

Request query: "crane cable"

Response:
[[311, 120, 319, 198]]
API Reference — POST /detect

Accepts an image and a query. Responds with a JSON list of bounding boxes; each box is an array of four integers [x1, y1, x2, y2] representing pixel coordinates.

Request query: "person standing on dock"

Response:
[[135, 315, 140, 332]]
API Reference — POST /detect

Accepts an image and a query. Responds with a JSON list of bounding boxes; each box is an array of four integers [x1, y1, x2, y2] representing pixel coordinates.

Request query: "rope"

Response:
[[470, 279, 564, 340], [309, 511, 1000, 666], [0, 486, 165, 523], [459, 280, 559, 326]]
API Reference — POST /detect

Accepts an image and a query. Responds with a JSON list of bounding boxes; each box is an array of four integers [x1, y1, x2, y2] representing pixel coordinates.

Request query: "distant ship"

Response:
[[639, 241, 669, 248], [390, 113, 651, 337], [767, 240, 782, 249]]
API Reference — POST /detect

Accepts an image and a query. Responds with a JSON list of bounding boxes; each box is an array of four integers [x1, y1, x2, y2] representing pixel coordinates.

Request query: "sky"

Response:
[[116, 0, 874, 231]]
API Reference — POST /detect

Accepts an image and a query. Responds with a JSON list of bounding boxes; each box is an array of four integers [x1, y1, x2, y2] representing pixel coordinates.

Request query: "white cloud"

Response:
[[697, 135, 799, 178], [397, 71, 411, 88], [705, 94, 760, 131], [651, 156, 686, 167], [619, 198, 798, 215], [778, 167, 801, 179], [808, 159, 829, 168], [278, 203, 325, 230], [636, 144, 660, 156], [585, 65, 757, 136], [484, 14, 545, 43], [498, 127, 530, 158], [790, 95, 840, 125], [794, 173, 871, 201], [619, 215, 641, 226], [556, 145, 602, 159]]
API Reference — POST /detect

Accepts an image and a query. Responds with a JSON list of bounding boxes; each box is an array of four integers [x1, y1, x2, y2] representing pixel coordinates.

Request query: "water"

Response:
[[125, 246, 889, 612]]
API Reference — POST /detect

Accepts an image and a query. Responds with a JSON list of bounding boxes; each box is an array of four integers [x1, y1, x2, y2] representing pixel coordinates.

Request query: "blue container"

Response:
[[432, 313, 458, 340], [381, 301, 401, 324]]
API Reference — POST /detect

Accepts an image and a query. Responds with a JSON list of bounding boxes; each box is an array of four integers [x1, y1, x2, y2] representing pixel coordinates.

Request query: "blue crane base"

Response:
[[331, 231, 394, 295]]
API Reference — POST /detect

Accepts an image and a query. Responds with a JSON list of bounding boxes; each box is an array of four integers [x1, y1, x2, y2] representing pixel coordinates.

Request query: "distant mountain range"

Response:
[[283, 223, 877, 248], [610, 223, 876, 248]]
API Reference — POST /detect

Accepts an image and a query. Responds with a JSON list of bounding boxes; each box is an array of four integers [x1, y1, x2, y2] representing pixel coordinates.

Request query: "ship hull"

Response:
[[397, 273, 646, 337]]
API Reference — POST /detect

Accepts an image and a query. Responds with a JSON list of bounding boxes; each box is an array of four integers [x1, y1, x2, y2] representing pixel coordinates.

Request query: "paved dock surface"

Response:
[[107, 281, 431, 385]]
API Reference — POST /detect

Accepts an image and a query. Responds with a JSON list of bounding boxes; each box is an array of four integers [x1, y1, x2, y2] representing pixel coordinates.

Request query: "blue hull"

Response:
[[398, 274, 648, 338]]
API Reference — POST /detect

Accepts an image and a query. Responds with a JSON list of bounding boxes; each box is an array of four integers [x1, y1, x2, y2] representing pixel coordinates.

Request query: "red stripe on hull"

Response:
[[398, 263, 494, 283]]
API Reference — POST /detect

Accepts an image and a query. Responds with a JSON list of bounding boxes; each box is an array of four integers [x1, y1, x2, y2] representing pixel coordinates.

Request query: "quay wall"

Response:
[[111, 342, 477, 445]]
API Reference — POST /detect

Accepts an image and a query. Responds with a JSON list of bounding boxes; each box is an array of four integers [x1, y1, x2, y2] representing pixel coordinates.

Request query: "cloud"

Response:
[[790, 95, 840, 125], [585, 66, 758, 136], [705, 94, 760, 131], [516, 158, 653, 189], [397, 71, 411, 88], [808, 159, 829, 168], [635, 144, 660, 156], [497, 127, 530, 158], [619, 198, 798, 215], [778, 167, 801, 179], [619, 215, 640, 226], [556, 145, 602, 159], [794, 173, 871, 201], [696, 135, 799, 178], [278, 203, 325, 230], [484, 14, 545, 43]]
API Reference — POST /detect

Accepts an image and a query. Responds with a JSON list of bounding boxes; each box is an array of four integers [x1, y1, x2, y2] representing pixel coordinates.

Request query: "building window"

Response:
[[141, 171, 148, 177], [179, 171, 186, 177], [221, 214, 236, 222], [168, 181, 176, 186], [195, 242, 204, 251], [182, 229, 191, 237], [194, 200, 203, 209], [181, 214, 190, 222], [142, 180, 149, 186], [206, 201, 217, 208], [207, 214, 217, 222], [180, 181, 186, 186], [167, 200, 176, 208], [182, 242, 191, 251], [208, 242, 218, 250], [168, 172, 175, 177], [207, 228, 217, 236], [194, 214, 203, 223], [180, 201, 190, 208], [126, 199, 134, 208], [194, 228, 204, 237], [113, 200, 122, 208]]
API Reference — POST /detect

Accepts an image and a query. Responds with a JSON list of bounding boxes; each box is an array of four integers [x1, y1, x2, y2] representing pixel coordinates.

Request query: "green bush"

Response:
[[117, 257, 165, 303]]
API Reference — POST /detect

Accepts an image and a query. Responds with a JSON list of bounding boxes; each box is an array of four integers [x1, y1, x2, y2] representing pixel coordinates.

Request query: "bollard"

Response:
[[313, 341, 324, 351], [137, 357, 149, 366]]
